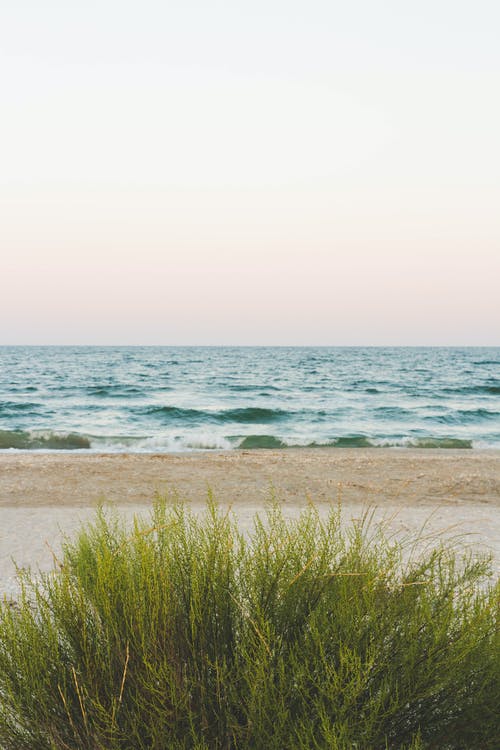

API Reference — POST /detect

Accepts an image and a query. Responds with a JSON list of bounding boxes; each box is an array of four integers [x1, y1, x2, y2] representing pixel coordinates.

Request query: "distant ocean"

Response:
[[0, 347, 499, 452]]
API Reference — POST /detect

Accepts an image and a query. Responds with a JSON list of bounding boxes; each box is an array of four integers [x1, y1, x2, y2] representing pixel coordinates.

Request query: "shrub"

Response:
[[0, 498, 498, 749]]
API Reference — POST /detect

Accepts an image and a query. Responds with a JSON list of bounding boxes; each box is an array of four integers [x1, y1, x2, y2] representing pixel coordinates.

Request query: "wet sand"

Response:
[[1, 449, 500, 596]]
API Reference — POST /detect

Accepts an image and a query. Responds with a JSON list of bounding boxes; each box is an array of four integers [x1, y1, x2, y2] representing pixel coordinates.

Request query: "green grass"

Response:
[[0, 498, 498, 749]]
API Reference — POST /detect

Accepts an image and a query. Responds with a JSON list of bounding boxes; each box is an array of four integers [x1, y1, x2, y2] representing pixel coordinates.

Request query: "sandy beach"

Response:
[[1, 448, 500, 597]]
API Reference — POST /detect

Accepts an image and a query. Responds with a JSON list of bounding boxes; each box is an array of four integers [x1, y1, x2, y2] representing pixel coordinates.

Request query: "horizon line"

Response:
[[1, 343, 498, 349]]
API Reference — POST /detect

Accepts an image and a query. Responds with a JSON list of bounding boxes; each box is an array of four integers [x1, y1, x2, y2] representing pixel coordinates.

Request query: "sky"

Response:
[[1, 0, 499, 345]]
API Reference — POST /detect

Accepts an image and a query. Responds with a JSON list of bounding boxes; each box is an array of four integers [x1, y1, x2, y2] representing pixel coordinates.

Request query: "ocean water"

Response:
[[0, 347, 499, 452]]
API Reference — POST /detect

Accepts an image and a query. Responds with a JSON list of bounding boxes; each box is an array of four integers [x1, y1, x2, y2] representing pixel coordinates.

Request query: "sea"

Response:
[[0, 347, 499, 452]]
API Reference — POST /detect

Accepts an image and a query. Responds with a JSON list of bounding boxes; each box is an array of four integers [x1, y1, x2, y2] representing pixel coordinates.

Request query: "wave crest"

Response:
[[0, 430, 91, 450], [144, 406, 292, 424]]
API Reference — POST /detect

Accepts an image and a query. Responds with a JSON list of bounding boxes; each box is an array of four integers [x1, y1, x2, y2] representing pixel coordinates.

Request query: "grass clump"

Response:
[[0, 498, 498, 749]]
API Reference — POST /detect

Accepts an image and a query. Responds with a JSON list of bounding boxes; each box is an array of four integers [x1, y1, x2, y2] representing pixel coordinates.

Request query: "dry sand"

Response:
[[1, 449, 500, 597]]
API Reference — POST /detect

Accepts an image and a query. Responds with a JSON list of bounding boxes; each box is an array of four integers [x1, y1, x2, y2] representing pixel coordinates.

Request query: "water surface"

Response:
[[0, 347, 499, 451]]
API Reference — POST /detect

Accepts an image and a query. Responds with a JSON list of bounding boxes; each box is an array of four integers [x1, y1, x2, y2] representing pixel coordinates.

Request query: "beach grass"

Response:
[[0, 498, 498, 749]]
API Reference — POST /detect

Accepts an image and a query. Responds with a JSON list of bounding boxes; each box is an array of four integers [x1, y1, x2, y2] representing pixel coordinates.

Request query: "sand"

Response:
[[1, 449, 500, 597]]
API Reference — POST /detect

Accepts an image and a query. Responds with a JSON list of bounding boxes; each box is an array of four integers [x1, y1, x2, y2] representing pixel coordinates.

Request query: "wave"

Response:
[[3, 386, 38, 393], [483, 385, 500, 395], [144, 406, 207, 421], [330, 436, 374, 448], [0, 430, 91, 450], [221, 407, 291, 423], [235, 435, 474, 450], [473, 360, 499, 366], [0, 428, 477, 452], [424, 408, 499, 424], [409, 437, 473, 449], [227, 384, 282, 393], [238, 435, 287, 449], [317, 436, 472, 449], [440, 384, 500, 396], [86, 386, 145, 398], [0, 431, 232, 453], [90, 433, 234, 452], [459, 408, 498, 420], [144, 406, 293, 424], [0, 401, 40, 413], [372, 407, 413, 418]]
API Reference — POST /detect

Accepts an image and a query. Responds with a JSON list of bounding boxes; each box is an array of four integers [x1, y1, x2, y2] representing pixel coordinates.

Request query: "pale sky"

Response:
[[1, 0, 499, 345]]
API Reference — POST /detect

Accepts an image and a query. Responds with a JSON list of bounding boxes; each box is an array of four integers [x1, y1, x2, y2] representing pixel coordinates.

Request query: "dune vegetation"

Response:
[[0, 498, 498, 749]]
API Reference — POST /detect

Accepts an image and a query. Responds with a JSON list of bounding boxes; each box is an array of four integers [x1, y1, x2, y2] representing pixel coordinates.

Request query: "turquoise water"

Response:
[[0, 347, 499, 451]]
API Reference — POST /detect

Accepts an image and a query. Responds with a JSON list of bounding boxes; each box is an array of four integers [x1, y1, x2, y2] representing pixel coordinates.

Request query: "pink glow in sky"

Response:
[[1, 1, 499, 344]]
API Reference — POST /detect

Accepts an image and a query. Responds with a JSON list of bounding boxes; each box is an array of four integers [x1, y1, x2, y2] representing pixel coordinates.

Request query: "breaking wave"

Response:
[[0, 430, 91, 450], [0, 430, 477, 452], [234, 435, 474, 450]]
